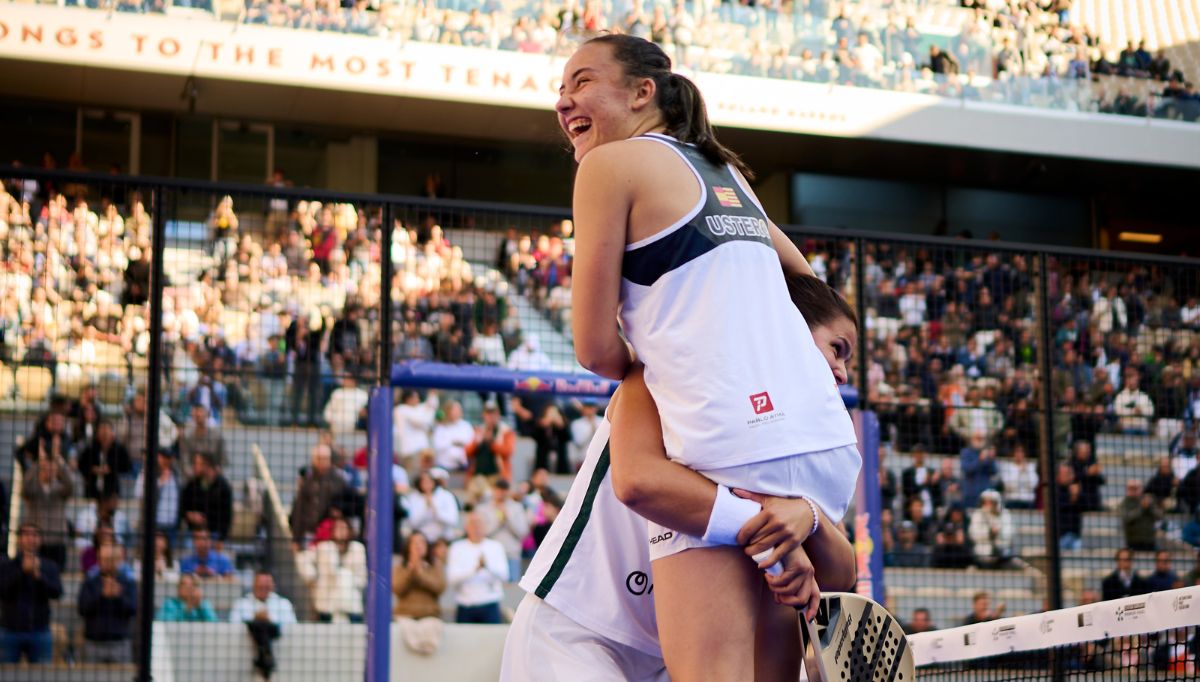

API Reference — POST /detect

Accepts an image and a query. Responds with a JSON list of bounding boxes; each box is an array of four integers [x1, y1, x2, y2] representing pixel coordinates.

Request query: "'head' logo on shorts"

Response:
[[750, 392, 774, 414], [713, 186, 742, 208]]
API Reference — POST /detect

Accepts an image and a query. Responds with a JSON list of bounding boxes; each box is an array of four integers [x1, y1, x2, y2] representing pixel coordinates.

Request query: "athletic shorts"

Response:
[[500, 593, 669, 682], [648, 443, 862, 561]]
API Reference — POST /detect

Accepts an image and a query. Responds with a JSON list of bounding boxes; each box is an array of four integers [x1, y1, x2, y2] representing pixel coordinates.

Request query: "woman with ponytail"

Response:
[[551, 34, 862, 680]]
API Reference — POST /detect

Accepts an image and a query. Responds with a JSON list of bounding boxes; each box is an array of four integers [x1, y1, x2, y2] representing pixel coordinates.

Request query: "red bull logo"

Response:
[[513, 376, 553, 392]]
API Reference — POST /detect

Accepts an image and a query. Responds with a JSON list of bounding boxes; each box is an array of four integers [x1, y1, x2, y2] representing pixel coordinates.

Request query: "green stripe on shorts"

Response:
[[534, 444, 611, 599]]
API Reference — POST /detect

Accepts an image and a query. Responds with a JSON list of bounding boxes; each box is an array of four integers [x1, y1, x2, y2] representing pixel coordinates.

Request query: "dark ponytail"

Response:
[[585, 34, 754, 180]]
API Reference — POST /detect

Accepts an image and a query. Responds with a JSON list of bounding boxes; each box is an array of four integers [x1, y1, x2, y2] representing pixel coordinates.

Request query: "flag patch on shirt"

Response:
[[713, 186, 742, 208]]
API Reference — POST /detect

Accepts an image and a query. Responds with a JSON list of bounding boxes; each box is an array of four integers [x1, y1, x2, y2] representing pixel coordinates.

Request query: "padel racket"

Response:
[[799, 592, 914, 682]]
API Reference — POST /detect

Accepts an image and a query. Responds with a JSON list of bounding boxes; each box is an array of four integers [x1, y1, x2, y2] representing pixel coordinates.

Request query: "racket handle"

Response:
[[751, 549, 782, 577]]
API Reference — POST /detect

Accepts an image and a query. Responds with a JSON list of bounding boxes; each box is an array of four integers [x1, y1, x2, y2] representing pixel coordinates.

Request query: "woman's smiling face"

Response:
[[556, 42, 644, 162]]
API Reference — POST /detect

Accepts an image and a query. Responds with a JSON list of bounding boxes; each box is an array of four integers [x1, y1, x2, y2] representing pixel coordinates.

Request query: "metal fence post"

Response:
[[379, 204, 395, 387], [1036, 252, 1064, 614], [137, 185, 168, 682], [854, 237, 869, 407]]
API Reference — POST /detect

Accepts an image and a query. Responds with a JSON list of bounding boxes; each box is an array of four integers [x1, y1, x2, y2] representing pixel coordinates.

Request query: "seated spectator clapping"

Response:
[[156, 573, 217, 622], [392, 532, 447, 621], [299, 518, 367, 624], [180, 528, 235, 579]]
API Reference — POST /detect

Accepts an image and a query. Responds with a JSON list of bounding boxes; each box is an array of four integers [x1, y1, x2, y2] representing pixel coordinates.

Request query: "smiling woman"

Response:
[[501, 33, 864, 682]]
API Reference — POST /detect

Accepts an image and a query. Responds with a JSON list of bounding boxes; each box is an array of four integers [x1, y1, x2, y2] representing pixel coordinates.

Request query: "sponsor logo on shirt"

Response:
[[749, 392, 774, 415], [712, 185, 742, 207], [704, 214, 769, 238]]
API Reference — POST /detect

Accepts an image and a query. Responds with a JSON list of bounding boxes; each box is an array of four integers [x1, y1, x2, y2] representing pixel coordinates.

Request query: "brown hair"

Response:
[[585, 34, 753, 179], [785, 274, 859, 331]]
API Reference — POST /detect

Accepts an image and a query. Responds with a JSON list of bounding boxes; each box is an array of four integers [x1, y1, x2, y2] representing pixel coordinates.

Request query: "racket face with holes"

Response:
[[809, 592, 914, 682]]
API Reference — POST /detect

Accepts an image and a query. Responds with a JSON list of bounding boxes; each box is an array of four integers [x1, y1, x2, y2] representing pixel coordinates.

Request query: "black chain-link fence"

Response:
[[0, 167, 1197, 679]]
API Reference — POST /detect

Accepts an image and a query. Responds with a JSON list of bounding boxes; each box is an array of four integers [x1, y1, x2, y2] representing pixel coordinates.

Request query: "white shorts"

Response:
[[649, 444, 862, 561], [500, 593, 669, 682]]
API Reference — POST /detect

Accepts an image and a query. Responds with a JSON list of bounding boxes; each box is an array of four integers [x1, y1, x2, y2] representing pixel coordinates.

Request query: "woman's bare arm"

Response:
[[570, 145, 636, 380], [610, 364, 849, 596]]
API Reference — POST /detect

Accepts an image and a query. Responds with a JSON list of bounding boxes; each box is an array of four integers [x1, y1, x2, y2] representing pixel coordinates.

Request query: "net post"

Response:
[[1036, 252, 1064, 612], [136, 184, 167, 682], [364, 389, 395, 682]]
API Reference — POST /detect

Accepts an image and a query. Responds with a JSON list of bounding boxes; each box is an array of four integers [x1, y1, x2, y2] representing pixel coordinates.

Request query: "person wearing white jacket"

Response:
[[394, 389, 439, 473], [968, 490, 1013, 568], [323, 374, 369, 439], [1113, 368, 1156, 435], [477, 480, 530, 582], [404, 471, 461, 542], [298, 518, 367, 623], [446, 511, 509, 624], [431, 400, 475, 471]]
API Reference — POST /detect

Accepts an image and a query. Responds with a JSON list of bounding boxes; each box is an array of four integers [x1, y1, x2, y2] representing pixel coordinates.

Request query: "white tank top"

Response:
[[620, 133, 857, 471], [520, 417, 661, 657]]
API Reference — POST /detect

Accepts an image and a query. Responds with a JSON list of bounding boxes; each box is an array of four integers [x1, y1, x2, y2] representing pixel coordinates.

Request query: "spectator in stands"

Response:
[[323, 373, 369, 440], [1146, 458, 1179, 510], [1121, 480, 1163, 552], [136, 450, 180, 545], [900, 443, 938, 517], [1101, 548, 1150, 601], [394, 389, 439, 474], [506, 333, 551, 371], [1069, 440, 1106, 512], [403, 471, 461, 542], [155, 573, 217, 622], [1056, 463, 1085, 550], [1146, 550, 1180, 592], [299, 517, 367, 623], [531, 403, 572, 475], [465, 401, 515, 481], [960, 431, 998, 508], [179, 453, 234, 541], [889, 520, 931, 569], [960, 591, 1005, 626], [291, 443, 350, 546], [998, 442, 1037, 509], [119, 393, 167, 468], [21, 454, 74, 569], [78, 543, 138, 663], [0, 524, 63, 664], [230, 571, 297, 678], [286, 309, 327, 427], [932, 506, 973, 569], [150, 532, 180, 582], [446, 510, 508, 624], [180, 528, 235, 579], [1113, 367, 1155, 435], [76, 491, 131, 553], [569, 400, 602, 471], [1172, 429, 1199, 482], [393, 532, 446, 621], [77, 419, 132, 500], [949, 388, 1003, 446], [15, 409, 70, 470], [469, 320, 508, 367], [903, 607, 935, 635], [936, 456, 963, 511], [1180, 456, 1200, 515], [969, 490, 1013, 568], [1184, 552, 1200, 587], [431, 400, 474, 472], [478, 479, 530, 582], [179, 403, 227, 471], [230, 570, 296, 625]]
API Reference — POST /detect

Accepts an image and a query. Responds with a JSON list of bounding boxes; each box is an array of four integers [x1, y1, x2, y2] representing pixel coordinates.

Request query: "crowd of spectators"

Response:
[[42, 0, 1200, 120]]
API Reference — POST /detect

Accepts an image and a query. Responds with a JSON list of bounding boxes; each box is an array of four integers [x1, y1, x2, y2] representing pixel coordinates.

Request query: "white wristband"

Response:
[[702, 484, 762, 546]]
